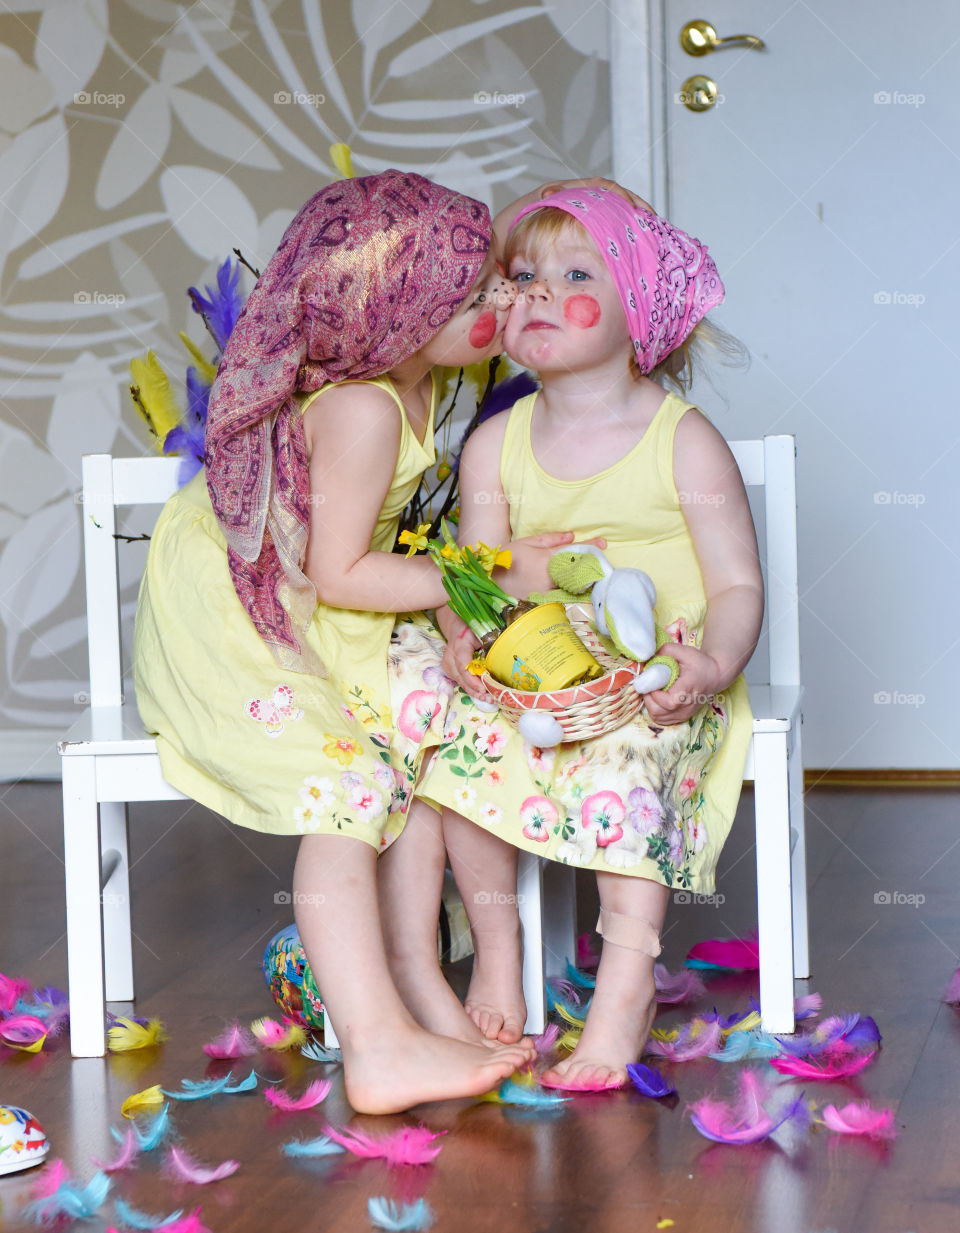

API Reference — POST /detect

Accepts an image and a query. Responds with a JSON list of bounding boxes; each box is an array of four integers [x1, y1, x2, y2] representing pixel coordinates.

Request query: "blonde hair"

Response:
[[504, 206, 748, 392]]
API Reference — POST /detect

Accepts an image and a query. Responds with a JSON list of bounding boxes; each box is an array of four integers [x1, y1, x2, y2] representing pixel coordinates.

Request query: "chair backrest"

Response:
[[728, 435, 799, 689], [80, 436, 798, 705], [81, 454, 182, 708]]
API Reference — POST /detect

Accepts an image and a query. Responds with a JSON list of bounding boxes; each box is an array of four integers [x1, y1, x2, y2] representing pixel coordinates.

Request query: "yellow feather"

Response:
[[555, 1026, 582, 1053], [107, 1016, 168, 1052], [329, 143, 354, 179], [724, 1010, 762, 1035], [250, 1017, 307, 1051], [177, 331, 218, 384], [554, 1003, 585, 1028], [129, 351, 182, 450], [121, 1085, 165, 1118]]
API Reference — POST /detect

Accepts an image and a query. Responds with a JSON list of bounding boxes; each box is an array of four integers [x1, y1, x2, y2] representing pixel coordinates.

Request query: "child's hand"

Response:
[[437, 606, 492, 702], [641, 643, 723, 726], [499, 532, 607, 599]]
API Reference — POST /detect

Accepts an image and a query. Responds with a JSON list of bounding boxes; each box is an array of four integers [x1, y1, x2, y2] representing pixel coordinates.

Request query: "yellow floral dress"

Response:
[[417, 391, 753, 893], [133, 376, 450, 849]]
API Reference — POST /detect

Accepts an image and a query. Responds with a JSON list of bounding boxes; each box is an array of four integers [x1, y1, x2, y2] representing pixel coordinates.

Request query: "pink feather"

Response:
[[322, 1124, 446, 1165], [576, 932, 599, 971], [794, 992, 823, 1019], [166, 1146, 240, 1184], [645, 1018, 723, 1061], [156, 1208, 213, 1233], [654, 963, 707, 1004], [202, 1021, 257, 1059], [0, 972, 32, 1012], [264, 1079, 331, 1111], [0, 1013, 48, 1049], [688, 1070, 806, 1146], [943, 966, 960, 1006], [821, 1100, 896, 1141], [533, 1023, 560, 1055], [93, 1127, 140, 1173], [31, 1158, 70, 1198], [770, 1049, 876, 1079], [686, 934, 759, 970]]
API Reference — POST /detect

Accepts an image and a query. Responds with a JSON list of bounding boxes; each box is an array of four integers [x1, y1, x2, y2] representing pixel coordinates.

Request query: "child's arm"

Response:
[[642, 409, 764, 726], [302, 383, 449, 613]]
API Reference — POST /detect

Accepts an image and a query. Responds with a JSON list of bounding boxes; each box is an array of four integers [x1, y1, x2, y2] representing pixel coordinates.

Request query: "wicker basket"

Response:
[[481, 602, 643, 743]]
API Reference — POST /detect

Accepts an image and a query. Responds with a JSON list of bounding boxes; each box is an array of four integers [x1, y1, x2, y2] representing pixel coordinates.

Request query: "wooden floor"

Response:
[[1, 780, 957, 1233]]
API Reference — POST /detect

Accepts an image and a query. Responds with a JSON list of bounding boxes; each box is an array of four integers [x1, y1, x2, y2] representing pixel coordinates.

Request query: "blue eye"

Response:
[[513, 271, 534, 284], [567, 269, 589, 282]]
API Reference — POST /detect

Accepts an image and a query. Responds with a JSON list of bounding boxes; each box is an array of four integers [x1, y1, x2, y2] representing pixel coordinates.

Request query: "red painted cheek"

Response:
[[468, 310, 498, 348], [563, 294, 602, 329]]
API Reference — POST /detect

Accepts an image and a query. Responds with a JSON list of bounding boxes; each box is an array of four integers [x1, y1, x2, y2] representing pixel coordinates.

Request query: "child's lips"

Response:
[[523, 319, 558, 331]]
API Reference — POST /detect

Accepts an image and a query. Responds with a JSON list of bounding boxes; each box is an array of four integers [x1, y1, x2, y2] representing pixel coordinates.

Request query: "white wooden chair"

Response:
[[516, 435, 808, 1035]]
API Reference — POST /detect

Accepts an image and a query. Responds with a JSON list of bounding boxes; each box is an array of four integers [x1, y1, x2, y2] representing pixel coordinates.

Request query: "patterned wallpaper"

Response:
[[0, 0, 610, 767]]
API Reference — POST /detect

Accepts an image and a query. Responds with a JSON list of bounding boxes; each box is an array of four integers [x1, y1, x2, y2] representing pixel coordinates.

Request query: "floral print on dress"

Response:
[[520, 795, 556, 842], [397, 690, 441, 741], [246, 684, 304, 737], [323, 735, 362, 765]]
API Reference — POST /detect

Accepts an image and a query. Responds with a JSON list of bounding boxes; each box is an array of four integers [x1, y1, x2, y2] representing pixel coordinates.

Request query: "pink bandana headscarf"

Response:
[[204, 171, 491, 674], [512, 187, 724, 373]]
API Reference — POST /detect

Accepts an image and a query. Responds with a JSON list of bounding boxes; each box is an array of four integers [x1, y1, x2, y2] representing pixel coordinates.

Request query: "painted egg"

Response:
[[0, 1105, 48, 1175], [261, 925, 324, 1030]]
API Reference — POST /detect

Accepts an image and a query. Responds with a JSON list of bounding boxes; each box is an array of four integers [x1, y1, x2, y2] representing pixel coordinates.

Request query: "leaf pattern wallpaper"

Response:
[[0, 0, 610, 766]]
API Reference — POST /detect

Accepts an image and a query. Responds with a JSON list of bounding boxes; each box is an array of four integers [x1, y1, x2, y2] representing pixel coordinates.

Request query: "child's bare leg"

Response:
[[294, 833, 532, 1115], [540, 872, 669, 1090], [377, 797, 489, 1043], [442, 806, 528, 1045]]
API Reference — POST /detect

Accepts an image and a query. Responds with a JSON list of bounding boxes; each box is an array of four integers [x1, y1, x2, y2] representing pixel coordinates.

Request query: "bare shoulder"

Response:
[[673, 405, 744, 489], [461, 408, 511, 464], [302, 381, 401, 457]]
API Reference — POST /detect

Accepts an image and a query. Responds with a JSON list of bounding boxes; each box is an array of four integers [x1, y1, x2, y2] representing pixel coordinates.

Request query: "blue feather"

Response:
[[283, 1134, 347, 1158], [224, 1068, 258, 1093], [162, 1074, 231, 1100], [498, 1079, 570, 1107], [24, 1171, 111, 1225], [113, 1197, 184, 1229], [564, 960, 597, 989], [301, 1039, 342, 1063], [188, 256, 244, 350], [367, 1197, 435, 1231], [626, 1062, 676, 1098]]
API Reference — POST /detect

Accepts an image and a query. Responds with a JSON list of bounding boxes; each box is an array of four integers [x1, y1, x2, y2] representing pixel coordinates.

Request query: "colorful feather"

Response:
[[821, 1100, 896, 1141], [300, 1039, 342, 1063], [94, 1126, 139, 1173], [251, 1017, 306, 1051], [794, 992, 823, 1020], [154, 1210, 212, 1233], [576, 932, 600, 970], [130, 352, 182, 449], [555, 1025, 583, 1053], [282, 1134, 347, 1158], [166, 1146, 239, 1184], [532, 1023, 560, 1055], [188, 257, 243, 351], [554, 1002, 586, 1029], [114, 1103, 172, 1152], [0, 971, 32, 1012], [121, 1085, 165, 1118], [482, 1078, 570, 1107], [688, 1070, 805, 1146], [113, 1197, 184, 1229], [329, 143, 355, 179], [564, 960, 596, 990], [202, 1021, 257, 1060], [626, 1063, 676, 1098], [646, 1018, 722, 1061], [177, 331, 218, 384], [546, 980, 588, 1019], [162, 1075, 231, 1101], [720, 1009, 762, 1034], [23, 1169, 110, 1225], [107, 1016, 167, 1052], [0, 1013, 48, 1051], [22, 987, 70, 1036], [685, 934, 759, 971], [31, 1158, 69, 1197], [322, 1124, 446, 1166], [769, 1049, 877, 1080], [264, 1079, 331, 1111], [654, 963, 706, 1004], [367, 1197, 435, 1231], [710, 1029, 781, 1062], [223, 1069, 259, 1093]]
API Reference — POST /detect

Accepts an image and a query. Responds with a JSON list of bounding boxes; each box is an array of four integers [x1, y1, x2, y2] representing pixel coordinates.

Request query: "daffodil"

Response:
[[467, 654, 487, 675], [477, 542, 512, 572], [398, 522, 432, 557]]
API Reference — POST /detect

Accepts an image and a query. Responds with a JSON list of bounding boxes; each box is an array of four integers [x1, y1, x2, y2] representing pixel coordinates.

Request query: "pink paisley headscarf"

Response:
[[512, 187, 724, 373], [204, 171, 491, 674]]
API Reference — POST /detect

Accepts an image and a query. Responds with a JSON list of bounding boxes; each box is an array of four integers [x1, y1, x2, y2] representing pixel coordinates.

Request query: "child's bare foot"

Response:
[[343, 1025, 531, 1115], [465, 924, 527, 1045], [539, 970, 657, 1091], [390, 955, 497, 1046]]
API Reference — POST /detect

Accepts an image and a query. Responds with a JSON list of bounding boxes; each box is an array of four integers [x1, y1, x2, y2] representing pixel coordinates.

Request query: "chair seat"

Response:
[[749, 684, 803, 733], [59, 702, 160, 757]]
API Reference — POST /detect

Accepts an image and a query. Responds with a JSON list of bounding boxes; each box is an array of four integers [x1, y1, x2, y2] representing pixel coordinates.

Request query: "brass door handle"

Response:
[[680, 19, 765, 55]]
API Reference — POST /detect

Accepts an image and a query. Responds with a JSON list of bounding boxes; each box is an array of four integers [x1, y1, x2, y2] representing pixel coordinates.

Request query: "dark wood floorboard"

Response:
[[0, 780, 956, 1232]]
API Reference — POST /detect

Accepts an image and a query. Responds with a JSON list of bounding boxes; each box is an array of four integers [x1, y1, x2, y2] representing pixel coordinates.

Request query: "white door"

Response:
[[612, 0, 958, 769]]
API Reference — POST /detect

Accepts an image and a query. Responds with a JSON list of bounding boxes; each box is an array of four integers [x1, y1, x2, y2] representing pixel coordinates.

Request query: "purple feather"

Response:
[[188, 257, 244, 350], [626, 1062, 676, 1098]]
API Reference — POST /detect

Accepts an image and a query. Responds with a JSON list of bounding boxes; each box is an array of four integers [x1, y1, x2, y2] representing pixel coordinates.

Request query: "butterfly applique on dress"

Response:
[[245, 684, 305, 737]]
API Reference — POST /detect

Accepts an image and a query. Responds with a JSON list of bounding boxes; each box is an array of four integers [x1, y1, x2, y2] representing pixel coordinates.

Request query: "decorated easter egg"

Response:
[[262, 925, 324, 1031], [0, 1105, 48, 1175]]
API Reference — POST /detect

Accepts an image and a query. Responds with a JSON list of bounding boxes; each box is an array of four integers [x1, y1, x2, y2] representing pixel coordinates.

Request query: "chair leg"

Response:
[[517, 851, 546, 1034], [62, 756, 107, 1057], [788, 723, 810, 979], [323, 1016, 340, 1050], [100, 801, 134, 1003], [541, 862, 577, 980], [752, 732, 796, 1034]]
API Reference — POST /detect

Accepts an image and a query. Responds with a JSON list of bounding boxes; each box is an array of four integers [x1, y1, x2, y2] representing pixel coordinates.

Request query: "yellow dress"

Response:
[[417, 391, 753, 892], [133, 376, 450, 848]]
